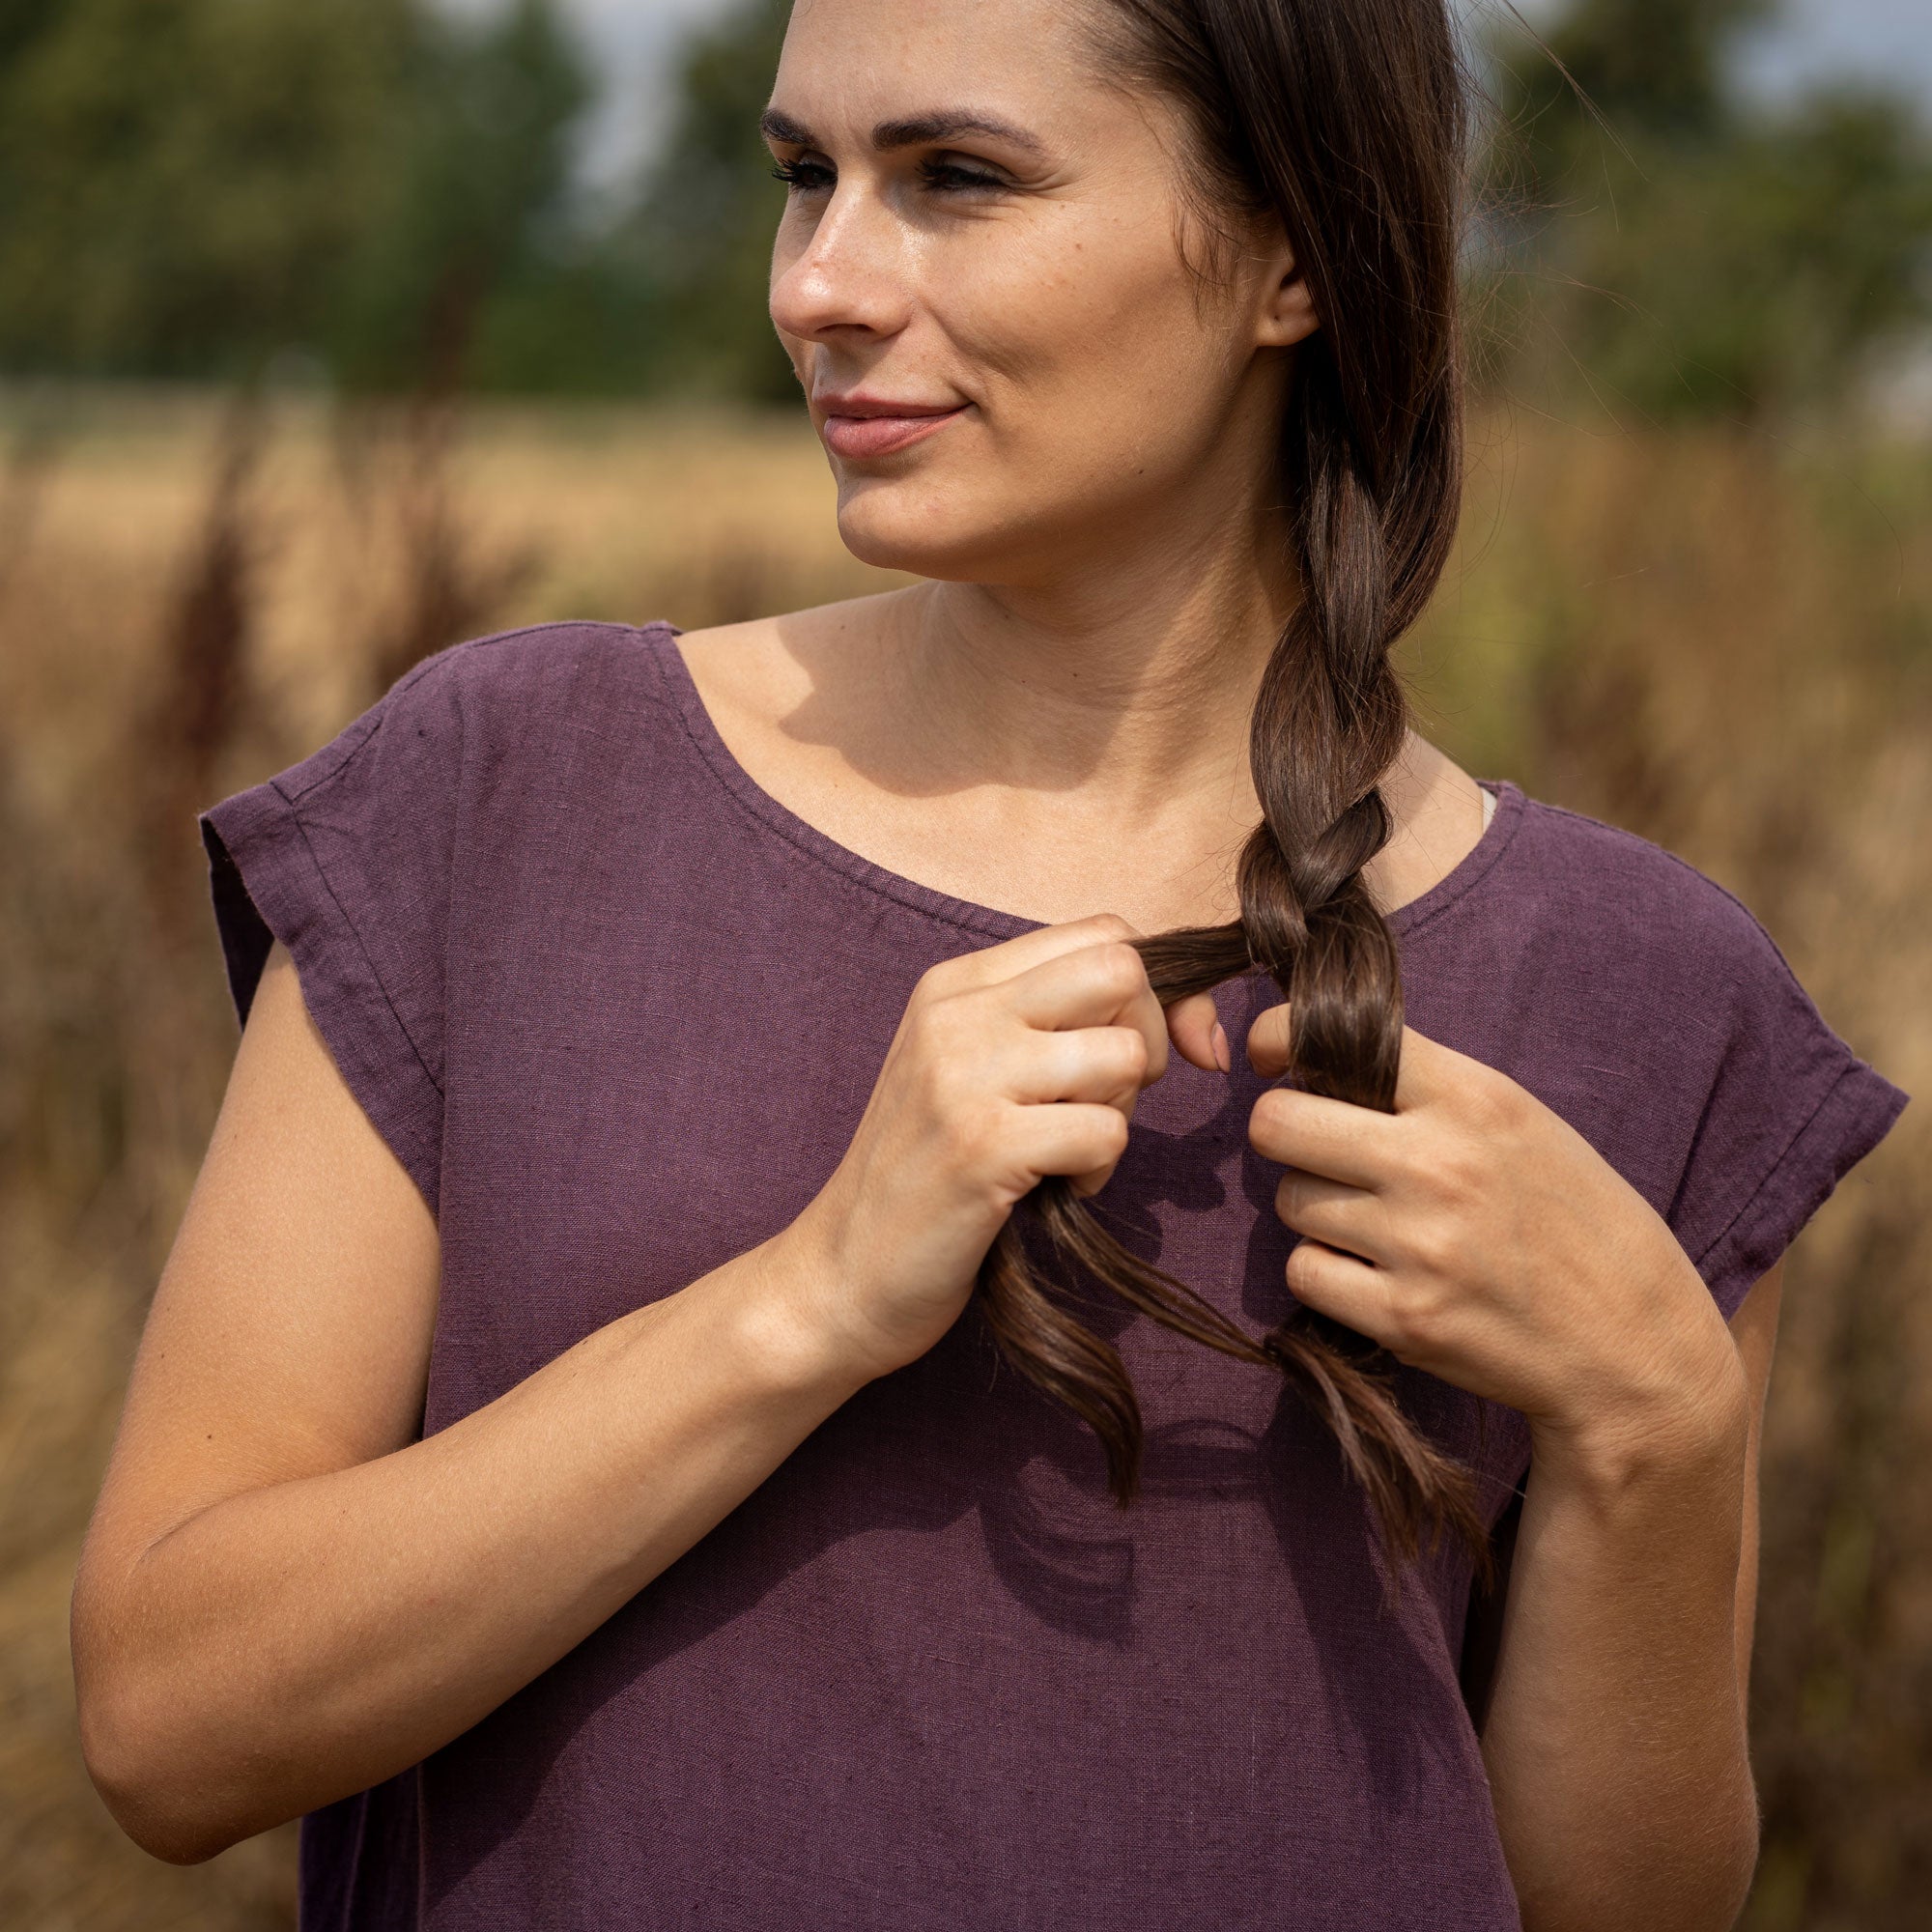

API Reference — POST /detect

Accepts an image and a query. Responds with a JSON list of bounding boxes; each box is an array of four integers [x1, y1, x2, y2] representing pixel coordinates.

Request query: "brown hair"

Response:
[[976, 0, 1495, 1584]]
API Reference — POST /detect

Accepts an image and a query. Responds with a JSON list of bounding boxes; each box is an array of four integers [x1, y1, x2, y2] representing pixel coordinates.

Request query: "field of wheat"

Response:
[[1, 384, 1924, 1929]]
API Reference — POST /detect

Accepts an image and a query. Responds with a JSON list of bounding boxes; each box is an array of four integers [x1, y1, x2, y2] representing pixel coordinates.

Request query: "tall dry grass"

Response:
[[0, 384, 1923, 1929]]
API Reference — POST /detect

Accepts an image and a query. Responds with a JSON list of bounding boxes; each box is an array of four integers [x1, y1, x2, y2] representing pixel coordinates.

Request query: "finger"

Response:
[[1002, 1099, 1131, 1200], [998, 942, 1167, 1086], [1246, 1000, 1292, 1078], [1273, 1166, 1391, 1267], [1284, 1237, 1402, 1350], [1253, 1008, 1457, 1118], [1007, 1026, 1151, 1108], [934, 913, 1146, 995], [1390, 1022, 1461, 1113], [1164, 989, 1229, 1074], [1249, 1084, 1391, 1191]]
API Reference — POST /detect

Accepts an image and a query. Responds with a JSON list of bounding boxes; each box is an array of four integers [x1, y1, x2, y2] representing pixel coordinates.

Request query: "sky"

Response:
[[443, 0, 1932, 192]]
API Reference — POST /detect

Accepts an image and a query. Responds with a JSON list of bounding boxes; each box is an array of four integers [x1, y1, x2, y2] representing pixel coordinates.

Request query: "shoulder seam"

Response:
[[273, 620, 648, 807]]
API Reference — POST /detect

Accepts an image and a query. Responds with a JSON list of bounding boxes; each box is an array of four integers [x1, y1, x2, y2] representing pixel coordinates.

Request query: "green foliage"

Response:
[[0, 0, 598, 392], [616, 0, 797, 404], [327, 0, 593, 392], [0, 0, 417, 378], [1486, 0, 1932, 419], [1504, 0, 1773, 140], [2, 0, 1926, 413]]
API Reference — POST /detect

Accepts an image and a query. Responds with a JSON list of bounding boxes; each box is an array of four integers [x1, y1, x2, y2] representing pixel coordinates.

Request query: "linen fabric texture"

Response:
[[198, 619, 1911, 1932]]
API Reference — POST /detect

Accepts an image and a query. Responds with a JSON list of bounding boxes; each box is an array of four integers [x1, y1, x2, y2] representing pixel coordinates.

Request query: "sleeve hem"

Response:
[[1690, 1055, 1910, 1321], [200, 781, 445, 1219]]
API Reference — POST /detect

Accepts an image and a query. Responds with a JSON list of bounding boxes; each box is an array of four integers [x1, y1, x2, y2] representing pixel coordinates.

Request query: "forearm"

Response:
[[1479, 1381, 1759, 1932], [74, 1229, 867, 1862]]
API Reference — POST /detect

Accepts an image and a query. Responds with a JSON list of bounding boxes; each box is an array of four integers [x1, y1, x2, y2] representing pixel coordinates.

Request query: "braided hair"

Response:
[[976, 0, 1492, 1581]]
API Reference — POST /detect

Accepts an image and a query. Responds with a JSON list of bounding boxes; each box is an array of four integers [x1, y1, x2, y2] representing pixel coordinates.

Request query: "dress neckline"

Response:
[[638, 617, 1527, 952]]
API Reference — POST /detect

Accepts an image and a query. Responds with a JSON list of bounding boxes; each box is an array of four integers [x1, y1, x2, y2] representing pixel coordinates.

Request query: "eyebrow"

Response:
[[758, 105, 1047, 160]]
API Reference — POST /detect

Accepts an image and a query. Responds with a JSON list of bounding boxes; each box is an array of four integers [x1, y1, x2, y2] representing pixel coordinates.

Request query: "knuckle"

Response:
[[949, 1099, 1006, 1170], [1094, 940, 1149, 998], [1378, 1297, 1419, 1359], [1082, 913, 1139, 944], [1109, 1026, 1151, 1081], [1435, 1138, 1486, 1208], [1285, 1237, 1317, 1292], [1464, 1067, 1521, 1135], [1273, 1170, 1300, 1222], [1251, 1088, 1293, 1143], [1385, 1284, 1443, 1359], [913, 954, 965, 1003], [1405, 1217, 1461, 1279]]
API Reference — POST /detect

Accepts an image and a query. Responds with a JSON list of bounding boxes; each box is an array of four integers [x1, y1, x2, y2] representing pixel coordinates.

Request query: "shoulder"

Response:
[[1411, 784, 1826, 1168], [268, 619, 680, 808], [380, 616, 671, 738], [1504, 789, 1800, 1005]]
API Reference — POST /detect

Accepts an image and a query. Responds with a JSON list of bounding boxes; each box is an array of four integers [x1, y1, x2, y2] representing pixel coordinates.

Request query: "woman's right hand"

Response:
[[779, 914, 1228, 1382]]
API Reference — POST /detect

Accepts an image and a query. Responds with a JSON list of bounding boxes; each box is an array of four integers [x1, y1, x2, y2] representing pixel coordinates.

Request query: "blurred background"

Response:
[[0, 1, 1926, 1925]]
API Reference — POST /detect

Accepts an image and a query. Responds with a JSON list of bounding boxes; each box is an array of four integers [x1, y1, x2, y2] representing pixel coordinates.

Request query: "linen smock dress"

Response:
[[197, 617, 1912, 1932]]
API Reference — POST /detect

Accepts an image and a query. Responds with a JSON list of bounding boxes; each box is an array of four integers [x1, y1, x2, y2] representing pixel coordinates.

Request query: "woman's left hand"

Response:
[[1245, 1004, 1747, 1458]]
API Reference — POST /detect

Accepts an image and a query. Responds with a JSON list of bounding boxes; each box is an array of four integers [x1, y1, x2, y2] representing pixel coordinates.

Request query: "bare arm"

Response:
[[72, 920, 1216, 1865], [1476, 1260, 1782, 1932], [70, 941, 873, 1863]]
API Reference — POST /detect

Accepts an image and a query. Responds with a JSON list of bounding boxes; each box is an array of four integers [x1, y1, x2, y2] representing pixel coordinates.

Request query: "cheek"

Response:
[[843, 232, 1231, 570], [962, 232, 1221, 476]]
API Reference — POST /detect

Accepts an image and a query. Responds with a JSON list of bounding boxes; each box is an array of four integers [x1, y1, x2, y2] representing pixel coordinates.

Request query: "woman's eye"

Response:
[[918, 158, 1007, 193], [770, 157, 834, 194]]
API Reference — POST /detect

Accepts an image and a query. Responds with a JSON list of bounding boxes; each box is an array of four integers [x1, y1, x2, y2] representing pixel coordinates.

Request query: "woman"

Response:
[[71, 1, 1909, 1927]]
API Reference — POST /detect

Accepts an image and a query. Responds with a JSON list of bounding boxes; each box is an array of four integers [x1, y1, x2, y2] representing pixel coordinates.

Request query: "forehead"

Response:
[[773, 0, 1125, 141]]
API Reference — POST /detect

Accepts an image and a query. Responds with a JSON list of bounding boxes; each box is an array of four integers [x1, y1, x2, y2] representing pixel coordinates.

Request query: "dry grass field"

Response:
[[1, 385, 1925, 1929]]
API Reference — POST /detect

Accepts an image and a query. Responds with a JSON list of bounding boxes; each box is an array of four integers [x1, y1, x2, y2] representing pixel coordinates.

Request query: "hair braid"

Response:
[[974, 0, 1499, 1588]]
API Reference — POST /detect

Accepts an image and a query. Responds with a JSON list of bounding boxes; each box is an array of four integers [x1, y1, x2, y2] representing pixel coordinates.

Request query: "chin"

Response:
[[834, 480, 1065, 584]]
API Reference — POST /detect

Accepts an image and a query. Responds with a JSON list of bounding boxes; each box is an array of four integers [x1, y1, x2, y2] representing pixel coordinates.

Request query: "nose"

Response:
[[769, 176, 915, 354]]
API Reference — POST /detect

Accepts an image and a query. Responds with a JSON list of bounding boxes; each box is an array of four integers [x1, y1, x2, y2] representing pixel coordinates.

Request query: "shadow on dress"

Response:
[[418, 1015, 1511, 1910]]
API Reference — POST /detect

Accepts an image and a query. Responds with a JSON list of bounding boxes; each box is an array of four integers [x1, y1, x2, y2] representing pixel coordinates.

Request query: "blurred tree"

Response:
[[1514, 0, 1772, 138], [613, 0, 798, 405], [0, 0, 417, 379], [1487, 0, 1932, 420], [328, 0, 593, 393], [4, 0, 1926, 415], [0, 0, 66, 71], [0, 0, 604, 393]]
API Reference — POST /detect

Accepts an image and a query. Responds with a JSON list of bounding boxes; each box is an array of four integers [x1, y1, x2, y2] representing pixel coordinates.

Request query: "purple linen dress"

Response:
[[198, 618, 1911, 1931]]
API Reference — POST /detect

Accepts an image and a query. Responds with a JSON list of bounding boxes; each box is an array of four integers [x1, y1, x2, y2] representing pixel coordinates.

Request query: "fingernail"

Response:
[[1211, 1021, 1231, 1073]]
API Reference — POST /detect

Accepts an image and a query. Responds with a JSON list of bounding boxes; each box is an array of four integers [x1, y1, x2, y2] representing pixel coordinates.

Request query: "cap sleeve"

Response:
[[198, 651, 464, 1217], [1668, 893, 1910, 1321]]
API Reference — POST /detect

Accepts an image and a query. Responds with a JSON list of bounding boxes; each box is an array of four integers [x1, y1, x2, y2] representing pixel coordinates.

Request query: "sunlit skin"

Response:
[[70, 0, 1777, 1911]]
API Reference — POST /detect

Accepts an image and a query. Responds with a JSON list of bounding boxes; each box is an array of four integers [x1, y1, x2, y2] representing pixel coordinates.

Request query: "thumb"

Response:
[[1245, 1001, 1293, 1078], [1164, 989, 1231, 1074]]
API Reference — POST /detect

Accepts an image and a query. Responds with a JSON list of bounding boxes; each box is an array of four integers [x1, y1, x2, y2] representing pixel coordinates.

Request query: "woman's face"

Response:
[[765, 0, 1316, 590]]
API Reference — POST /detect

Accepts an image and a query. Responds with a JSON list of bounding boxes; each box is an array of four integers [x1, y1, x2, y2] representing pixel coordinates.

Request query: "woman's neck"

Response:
[[673, 554, 1483, 935], [884, 574, 1282, 816]]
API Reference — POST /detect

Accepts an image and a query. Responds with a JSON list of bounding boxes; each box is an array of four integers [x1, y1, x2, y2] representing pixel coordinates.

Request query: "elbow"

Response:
[[1513, 1785, 1763, 1932], [1713, 1787, 1763, 1932], [71, 1582, 262, 1868], [75, 1678, 249, 1866]]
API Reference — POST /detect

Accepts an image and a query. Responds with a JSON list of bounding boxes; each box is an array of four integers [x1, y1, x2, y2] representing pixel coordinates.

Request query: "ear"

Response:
[[1257, 246, 1321, 350]]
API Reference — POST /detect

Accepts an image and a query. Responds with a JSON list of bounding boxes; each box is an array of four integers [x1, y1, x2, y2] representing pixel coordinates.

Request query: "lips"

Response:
[[818, 399, 969, 461]]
